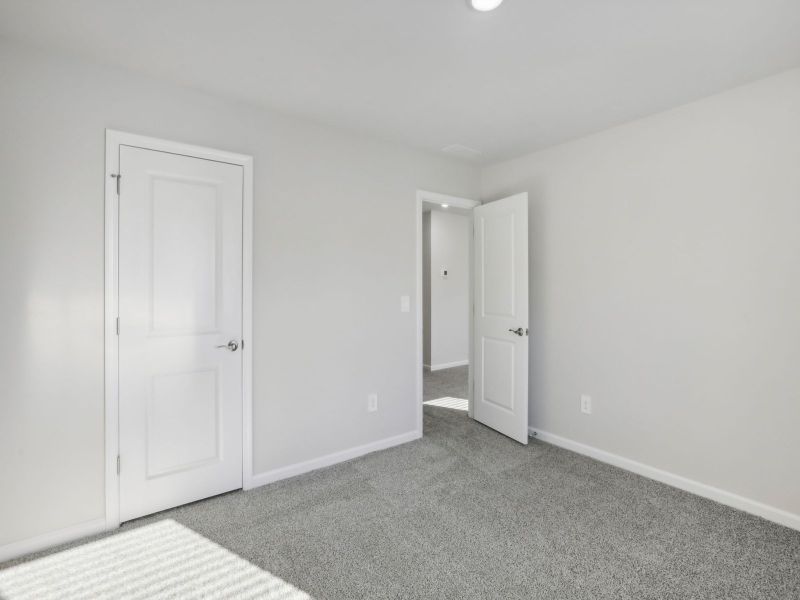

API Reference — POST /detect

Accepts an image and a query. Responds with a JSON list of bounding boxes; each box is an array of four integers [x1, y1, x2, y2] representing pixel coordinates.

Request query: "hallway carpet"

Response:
[[4, 406, 799, 599], [423, 365, 468, 401]]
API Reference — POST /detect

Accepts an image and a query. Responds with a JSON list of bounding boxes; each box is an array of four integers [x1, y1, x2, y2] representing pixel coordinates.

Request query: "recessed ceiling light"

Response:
[[471, 0, 504, 11], [441, 204, 449, 208]]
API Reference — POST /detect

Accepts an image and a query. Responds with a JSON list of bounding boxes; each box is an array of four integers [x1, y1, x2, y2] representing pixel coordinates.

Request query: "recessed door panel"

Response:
[[147, 369, 220, 478], [482, 212, 516, 318], [151, 177, 220, 334], [481, 337, 515, 412]]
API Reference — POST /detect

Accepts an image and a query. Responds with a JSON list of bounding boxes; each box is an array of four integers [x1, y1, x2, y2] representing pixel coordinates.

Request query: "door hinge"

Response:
[[116, 455, 121, 475], [110, 173, 121, 195], [116, 317, 120, 335]]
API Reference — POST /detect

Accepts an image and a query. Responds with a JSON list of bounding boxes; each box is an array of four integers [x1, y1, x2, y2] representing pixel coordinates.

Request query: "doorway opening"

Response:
[[415, 189, 530, 444], [416, 191, 479, 434]]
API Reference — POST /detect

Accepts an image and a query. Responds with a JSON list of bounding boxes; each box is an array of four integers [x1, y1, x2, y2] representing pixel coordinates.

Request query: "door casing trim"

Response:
[[104, 129, 254, 530]]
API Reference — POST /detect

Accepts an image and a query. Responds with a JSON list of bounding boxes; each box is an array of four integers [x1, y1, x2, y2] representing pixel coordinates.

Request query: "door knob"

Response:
[[216, 340, 239, 352], [508, 327, 527, 337]]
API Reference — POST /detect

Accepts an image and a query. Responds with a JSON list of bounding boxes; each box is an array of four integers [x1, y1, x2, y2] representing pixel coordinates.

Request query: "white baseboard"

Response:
[[429, 360, 468, 372], [0, 517, 108, 564], [247, 430, 421, 490], [529, 427, 800, 532]]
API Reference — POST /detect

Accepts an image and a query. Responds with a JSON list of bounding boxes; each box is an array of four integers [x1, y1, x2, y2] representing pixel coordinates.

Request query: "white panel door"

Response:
[[473, 193, 529, 444], [118, 146, 243, 522]]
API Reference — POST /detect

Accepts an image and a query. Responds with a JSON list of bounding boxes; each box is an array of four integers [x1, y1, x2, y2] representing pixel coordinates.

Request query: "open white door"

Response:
[[473, 193, 529, 444]]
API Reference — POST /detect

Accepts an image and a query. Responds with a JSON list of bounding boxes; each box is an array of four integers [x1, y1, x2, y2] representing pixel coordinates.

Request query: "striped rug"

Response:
[[423, 396, 468, 411], [0, 519, 311, 599]]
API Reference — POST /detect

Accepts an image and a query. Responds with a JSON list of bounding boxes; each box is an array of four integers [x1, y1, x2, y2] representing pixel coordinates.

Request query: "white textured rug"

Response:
[[423, 396, 468, 411], [0, 519, 311, 600]]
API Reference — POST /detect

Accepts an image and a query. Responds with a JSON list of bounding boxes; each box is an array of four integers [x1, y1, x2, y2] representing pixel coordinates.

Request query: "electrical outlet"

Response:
[[580, 395, 592, 415], [367, 393, 378, 412]]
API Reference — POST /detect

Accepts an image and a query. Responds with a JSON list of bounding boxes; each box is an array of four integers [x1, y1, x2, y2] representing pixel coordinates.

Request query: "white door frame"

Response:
[[415, 190, 480, 435], [104, 130, 254, 530]]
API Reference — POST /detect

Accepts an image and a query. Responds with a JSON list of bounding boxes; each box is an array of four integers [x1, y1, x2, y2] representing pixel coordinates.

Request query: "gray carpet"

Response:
[[423, 365, 468, 401], [4, 405, 800, 599]]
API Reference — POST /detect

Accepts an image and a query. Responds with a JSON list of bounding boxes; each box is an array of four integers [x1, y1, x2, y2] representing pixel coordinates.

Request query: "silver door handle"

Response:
[[508, 328, 527, 336], [216, 340, 239, 352]]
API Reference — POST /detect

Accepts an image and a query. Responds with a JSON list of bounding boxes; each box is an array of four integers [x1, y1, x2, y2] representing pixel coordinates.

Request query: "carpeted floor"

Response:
[[3, 404, 799, 599], [423, 365, 468, 401]]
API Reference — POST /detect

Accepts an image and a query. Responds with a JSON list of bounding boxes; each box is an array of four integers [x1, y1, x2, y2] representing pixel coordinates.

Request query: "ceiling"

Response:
[[1, 0, 799, 164]]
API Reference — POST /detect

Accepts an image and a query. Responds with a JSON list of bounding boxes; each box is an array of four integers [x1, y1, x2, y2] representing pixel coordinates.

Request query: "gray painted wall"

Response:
[[428, 210, 470, 369], [0, 40, 479, 547], [481, 68, 800, 517]]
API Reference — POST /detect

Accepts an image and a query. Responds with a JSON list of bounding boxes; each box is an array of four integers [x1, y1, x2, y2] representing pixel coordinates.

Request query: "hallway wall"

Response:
[[426, 210, 470, 370]]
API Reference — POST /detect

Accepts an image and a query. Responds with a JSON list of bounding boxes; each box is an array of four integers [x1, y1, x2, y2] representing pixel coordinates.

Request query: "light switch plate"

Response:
[[400, 295, 410, 313]]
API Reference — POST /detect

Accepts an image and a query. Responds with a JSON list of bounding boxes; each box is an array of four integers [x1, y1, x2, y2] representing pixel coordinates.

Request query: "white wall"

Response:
[[0, 39, 479, 550], [427, 210, 470, 369], [481, 68, 800, 519]]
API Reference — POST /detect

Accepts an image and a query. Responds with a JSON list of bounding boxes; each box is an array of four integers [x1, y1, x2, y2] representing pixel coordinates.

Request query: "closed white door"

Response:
[[118, 146, 244, 522], [473, 193, 529, 444]]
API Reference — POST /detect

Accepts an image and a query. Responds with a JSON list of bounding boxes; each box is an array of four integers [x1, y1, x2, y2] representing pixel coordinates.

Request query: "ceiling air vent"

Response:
[[441, 144, 483, 161]]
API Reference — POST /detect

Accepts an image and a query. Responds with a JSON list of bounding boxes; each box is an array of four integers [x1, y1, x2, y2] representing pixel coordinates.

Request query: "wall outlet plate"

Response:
[[368, 393, 378, 412]]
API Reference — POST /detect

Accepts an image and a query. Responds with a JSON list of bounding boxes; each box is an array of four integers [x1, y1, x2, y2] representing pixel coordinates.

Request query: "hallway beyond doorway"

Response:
[[423, 365, 468, 403]]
